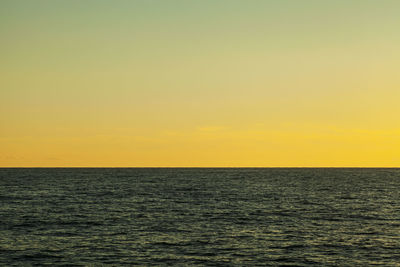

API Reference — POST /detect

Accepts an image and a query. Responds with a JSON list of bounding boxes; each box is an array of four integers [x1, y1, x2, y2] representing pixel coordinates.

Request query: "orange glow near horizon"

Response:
[[1, 1, 400, 167]]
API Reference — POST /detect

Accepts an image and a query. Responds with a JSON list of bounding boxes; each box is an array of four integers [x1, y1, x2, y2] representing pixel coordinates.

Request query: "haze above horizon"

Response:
[[1, 0, 400, 167]]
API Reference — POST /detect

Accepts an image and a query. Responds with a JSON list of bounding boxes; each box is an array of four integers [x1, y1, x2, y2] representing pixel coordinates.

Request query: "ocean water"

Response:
[[0, 168, 400, 266]]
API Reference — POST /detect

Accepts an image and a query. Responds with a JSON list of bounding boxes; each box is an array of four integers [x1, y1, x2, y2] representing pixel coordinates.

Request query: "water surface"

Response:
[[1, 168, 400, 265]]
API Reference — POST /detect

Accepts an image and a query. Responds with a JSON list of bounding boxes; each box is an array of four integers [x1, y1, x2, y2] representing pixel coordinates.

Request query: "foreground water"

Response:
[[0, 168, 400, 266]]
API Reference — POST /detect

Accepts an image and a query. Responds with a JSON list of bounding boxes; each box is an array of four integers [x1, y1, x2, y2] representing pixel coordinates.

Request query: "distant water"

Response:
[[1, 168, 400, 266]]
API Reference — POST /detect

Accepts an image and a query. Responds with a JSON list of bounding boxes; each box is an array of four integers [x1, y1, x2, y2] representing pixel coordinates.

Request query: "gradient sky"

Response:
[[1, 0, 400, 167]]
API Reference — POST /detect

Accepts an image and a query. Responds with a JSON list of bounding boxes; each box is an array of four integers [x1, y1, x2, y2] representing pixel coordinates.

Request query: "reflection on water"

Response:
[[1, 168, 400, 265]]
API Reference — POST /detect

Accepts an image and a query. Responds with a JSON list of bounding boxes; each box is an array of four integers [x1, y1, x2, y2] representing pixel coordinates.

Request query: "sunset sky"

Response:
[[1, 0, 400, 167]]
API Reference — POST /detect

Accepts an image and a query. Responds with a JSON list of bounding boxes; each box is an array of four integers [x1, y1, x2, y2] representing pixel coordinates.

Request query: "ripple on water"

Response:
[[1, 168, 400, 265]]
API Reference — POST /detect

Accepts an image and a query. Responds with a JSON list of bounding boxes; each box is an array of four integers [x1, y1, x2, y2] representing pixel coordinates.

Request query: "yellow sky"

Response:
[[1, 1, 400, 167]]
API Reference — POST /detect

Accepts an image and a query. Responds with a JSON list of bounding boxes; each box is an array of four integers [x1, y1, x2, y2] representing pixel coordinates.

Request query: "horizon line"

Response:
[[1, 166, 400, 169]]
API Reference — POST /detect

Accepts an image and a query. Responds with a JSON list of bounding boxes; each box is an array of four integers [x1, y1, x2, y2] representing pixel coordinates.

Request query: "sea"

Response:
[[0, 168, 399, 266]]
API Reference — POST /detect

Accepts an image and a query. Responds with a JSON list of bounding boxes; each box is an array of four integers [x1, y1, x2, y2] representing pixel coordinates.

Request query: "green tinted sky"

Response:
[[1, 1, 400, 166]]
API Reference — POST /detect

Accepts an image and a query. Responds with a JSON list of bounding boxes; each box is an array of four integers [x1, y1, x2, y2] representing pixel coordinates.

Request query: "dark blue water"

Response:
[[1, 168, 400, 266]]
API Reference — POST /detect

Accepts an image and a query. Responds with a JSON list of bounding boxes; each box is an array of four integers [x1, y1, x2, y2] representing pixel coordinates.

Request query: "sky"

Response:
[[1, 0, 400, 167]]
